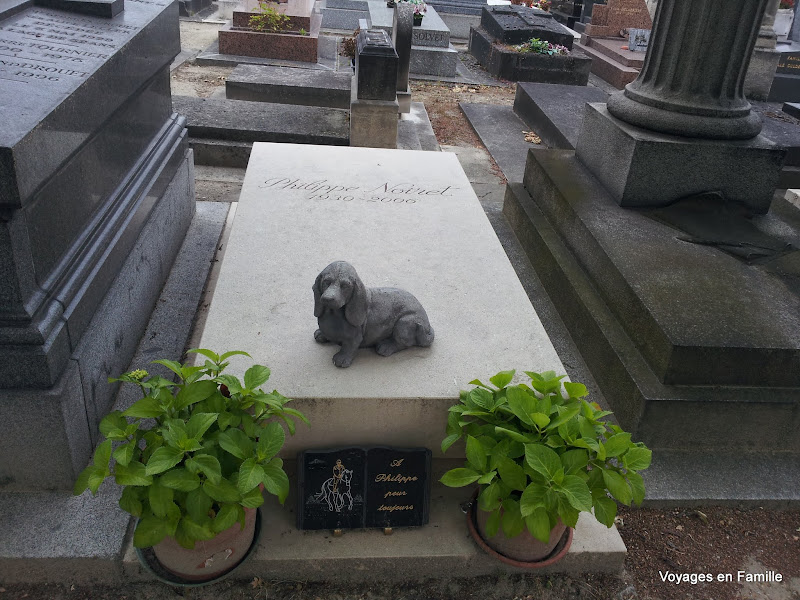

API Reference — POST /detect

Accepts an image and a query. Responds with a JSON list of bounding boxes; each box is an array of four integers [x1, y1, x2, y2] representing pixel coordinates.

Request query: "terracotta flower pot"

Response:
[[466, 492, 573, 567], [152, 508, 258, 582]]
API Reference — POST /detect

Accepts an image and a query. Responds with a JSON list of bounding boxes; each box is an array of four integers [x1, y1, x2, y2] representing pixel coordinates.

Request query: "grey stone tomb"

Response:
[[0, 0, 194, 490], [392, 2, 414, 114], [350, 28, 399, 148], [503, 0, 800, 501], [313, 261, 434, 368]]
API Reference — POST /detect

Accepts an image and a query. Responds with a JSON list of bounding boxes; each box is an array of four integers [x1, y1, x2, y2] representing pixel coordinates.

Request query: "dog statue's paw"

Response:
[[314, 329, 329, 343], [332, 351, 354, 368], [375, 339, 400, 356]]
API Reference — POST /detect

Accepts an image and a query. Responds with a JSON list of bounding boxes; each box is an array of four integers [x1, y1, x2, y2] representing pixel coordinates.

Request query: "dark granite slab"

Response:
[[225, 63, 351, 108], [33, 0, 123, 18], [0, 0, 179, 209], [513, 81, 608, 148], [480, 5, 574, 48], [355, 28, 398, 101], [503, 151, 800, 452]]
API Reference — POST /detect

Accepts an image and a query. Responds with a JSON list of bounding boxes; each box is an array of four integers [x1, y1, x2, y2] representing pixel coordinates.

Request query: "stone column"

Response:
[[393, 2, 414, 113], [606, 0, 769, 140], [746, 0, 780, 100]]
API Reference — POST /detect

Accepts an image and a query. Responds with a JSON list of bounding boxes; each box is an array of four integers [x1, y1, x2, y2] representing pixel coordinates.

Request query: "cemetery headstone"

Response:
[[297, 447, 432, 530], [627, 27, 650, 51], [350, 28, 399, 147], [584, 0, 651, 38], [469, 6, 591, 83], [0, 0, 194, 489], [768, 48, 800, 101]]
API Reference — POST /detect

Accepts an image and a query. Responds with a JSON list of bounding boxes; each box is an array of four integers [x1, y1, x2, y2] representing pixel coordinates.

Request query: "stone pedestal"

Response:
[[578, 0, 781, 213], [0, 0, 194, 490], [350, 29, 399, 148]]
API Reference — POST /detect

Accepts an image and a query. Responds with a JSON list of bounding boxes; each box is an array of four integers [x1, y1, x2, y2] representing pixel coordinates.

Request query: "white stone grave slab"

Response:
[[196, 143, 565, 456]]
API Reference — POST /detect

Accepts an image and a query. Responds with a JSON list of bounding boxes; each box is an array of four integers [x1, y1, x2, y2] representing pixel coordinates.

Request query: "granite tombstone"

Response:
[[0, 0, 194, 489], [584, 0, 651, 38]]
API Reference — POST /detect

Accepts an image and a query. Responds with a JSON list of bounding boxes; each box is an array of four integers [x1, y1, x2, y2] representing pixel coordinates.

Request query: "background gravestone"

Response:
[[584, 0, 651, 37], [350, 28, 399, 148], [0, 0, 194, 490], [392, 2, 413, 113]]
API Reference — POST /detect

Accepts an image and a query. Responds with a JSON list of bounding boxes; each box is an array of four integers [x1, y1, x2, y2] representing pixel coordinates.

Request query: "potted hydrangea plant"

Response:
[[440, 370, 651, 567], [74, 349, 308, 583]]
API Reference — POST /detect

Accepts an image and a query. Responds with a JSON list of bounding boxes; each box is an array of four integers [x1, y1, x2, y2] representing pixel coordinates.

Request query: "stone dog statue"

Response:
[[313, 261, 434, 368]]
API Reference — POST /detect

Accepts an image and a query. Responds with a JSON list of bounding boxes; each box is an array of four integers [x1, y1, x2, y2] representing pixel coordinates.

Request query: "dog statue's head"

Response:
[[313, 261, 368, 327]]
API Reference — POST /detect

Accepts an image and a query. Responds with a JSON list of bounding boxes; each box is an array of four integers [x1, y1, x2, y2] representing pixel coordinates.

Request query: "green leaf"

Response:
[[93, 439, 113, 470], [148, 483, 174, 518], [468, 388, 494, 410], [525, 371, 565, 395], [244, 364, 271, 390], [505, 385, 537, 426], [525, 507, 552, 544], [241, 485, 266, 508], [593, 495, 617, 527], [497, 457, 527, 492], [602, 469, 633, 505], [623, 447, 652, 472], [519, 481, 547, 517], [133, 515, 168, 548], [186, 412, 218, 440], [186, 487, 213, 521], [560, 449, 589, 475], [257, 422, 285, 462], [439, 468, 481, 488], [530, 413, 551, 428], [151, 359, 184, 379], [546, 404, 581, 431], [478, 481, 502, 511], [119, 486, 143, 517], [441, 433, 460, 454], [465, 435, 487, 472], [123, 396, 164, 419], [218, 428, 253, 460], [476, 471, 496, 485], [627, 471, 646, 505], [180, 517, 216, 542], [500, 498, 525, 537], [203, 477, 241, 503], [114, 461, 153, 486], [187, 348, 220, 362], [557, 475, 592, 512], [238, 458, 265, 494], [557, 495, 580, 528], [73, 465, 96, 495], [212, 504, 241, 533], [145, 446, 184, 475], [489, 370, 515, 390], [485, 508, 501, 538], [99, 412, 128, 439], [88, 469, 106, 494], [159, 468, 201, 491], [262, 461, 289, 503], [563, 381, 588, 398], [113, 442, 136, 467], [524, 444, 562, 481], [186, 454, 222, 485], [604, 433, 632, 458], [493, 426, 530, 443], [220, 350, 251, 361], [175, 380, 218, 410]]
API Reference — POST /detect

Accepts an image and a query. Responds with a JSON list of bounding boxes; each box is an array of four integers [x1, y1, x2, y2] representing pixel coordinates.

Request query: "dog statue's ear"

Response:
[[344, 271, 368, 328], [313, 271, 324, 318]]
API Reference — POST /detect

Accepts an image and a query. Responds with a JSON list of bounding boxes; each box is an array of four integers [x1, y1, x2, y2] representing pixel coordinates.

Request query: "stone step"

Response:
[[783, 101, 800, 120], [172, 96, 350, 146], [583, 36, 644, 68], [121, 461, 627, 582], [575, 41, 639, 89], [226, 64, 352, 108], [512, 82, 608, 150]]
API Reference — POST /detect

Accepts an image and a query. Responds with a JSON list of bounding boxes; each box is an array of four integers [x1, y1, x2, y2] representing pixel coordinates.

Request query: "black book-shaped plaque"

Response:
[[297, 446, 431, 530]]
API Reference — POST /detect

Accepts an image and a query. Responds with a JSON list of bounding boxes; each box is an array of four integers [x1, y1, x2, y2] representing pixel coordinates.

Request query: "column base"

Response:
[[575, 103, 785, 213], [606, 89, 763, 140]]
